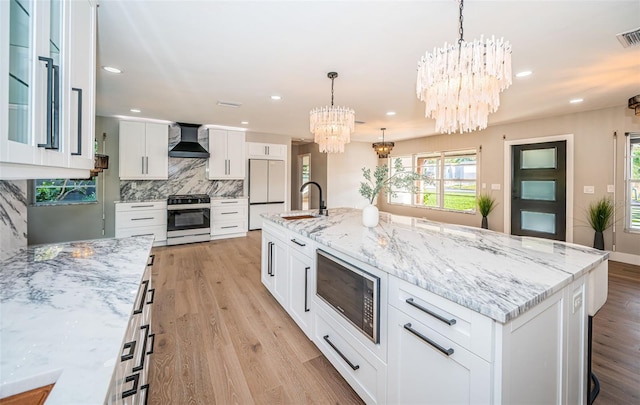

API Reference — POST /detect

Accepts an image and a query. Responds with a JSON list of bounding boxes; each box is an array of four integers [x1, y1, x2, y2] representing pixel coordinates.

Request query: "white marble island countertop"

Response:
[[0, 236, 154, 404], [263, 208, 609, 323]]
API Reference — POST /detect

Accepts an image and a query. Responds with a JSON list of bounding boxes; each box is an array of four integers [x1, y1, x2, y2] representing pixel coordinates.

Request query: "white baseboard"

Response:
[[610, 251, 640, 266]]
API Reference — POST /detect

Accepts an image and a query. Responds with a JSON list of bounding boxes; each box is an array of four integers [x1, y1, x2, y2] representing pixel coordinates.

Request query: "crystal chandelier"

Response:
[[310, 72, 355, 153], [372, 128, 394, 158], [416, 0, 512, 134]]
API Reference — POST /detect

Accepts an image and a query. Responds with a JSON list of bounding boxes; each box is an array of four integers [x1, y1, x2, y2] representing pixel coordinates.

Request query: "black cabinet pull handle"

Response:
[[221, 211, 239, 215], [132, 233, 154, 238], [221, 225, 238, 229], [37, 56, 54, 149], [52, 63, 60, 149], [132, 217, 154, 221], [71, 87, 83, 155], [304, 266, 310, 312], [140, 384, 150, 405], [146, 288, 155, 305], [133, 324, 150, 372], [148, 254, 155, 266], [405, 298, 456, 326], [220, 201, 238, 204], [268, 241, 274, 276], [323, 335, 359, 370], [132, 204, 155, 208], [404, 323, 454, 356], [121, 340, 136, 361], [147, 333, 155, 355], [122, 373, 139, 398], [133, 280, 150, 314], [291, 238, 306, 247]]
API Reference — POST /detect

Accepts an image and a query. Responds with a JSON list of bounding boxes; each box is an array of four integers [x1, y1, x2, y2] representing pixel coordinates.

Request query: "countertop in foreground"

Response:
[[0, 236, 154, 404], [262, 208, 609, 323]]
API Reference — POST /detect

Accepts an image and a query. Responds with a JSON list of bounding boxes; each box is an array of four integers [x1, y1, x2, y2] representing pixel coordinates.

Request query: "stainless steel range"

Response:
[[167, 194, 211, 245]]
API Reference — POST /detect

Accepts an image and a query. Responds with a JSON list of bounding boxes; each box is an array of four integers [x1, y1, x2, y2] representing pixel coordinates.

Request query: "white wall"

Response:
[[327, 142, 378, 209]]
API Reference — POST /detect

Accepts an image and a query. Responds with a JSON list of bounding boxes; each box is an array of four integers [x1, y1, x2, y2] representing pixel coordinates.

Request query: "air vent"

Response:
[[355, 120, 366, 125], [216, 100, 242, 108], [616, 27, 640, 48]]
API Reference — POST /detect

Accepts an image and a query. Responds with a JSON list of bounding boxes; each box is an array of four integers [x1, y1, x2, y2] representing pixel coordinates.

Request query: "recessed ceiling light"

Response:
[[570, 98, 584, 104], [130, 109, 141, 113], [516, 70, 533, 78], [102, 66, 122, 74], [386, 111, 396, 116], [270, 95, 282, 100], [241, 121, 249, 125]]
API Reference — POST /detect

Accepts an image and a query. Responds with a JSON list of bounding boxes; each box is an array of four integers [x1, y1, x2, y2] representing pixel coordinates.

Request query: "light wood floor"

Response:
[[147, 230, 363, 405], [147, 231, 640, 404]]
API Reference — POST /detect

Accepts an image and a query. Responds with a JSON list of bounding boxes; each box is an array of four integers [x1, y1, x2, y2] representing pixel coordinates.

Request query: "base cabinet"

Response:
[[387, 306, 491, 404], [287, 236, 315, 340], [211, 198, 248, 239], [261, 225, 288, 308], [115, 202, 167, 246]]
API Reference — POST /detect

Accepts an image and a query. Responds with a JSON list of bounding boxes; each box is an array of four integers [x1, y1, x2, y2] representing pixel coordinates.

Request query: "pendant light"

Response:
[[310, 72, 355, 153], [372, 128, 394, 158]]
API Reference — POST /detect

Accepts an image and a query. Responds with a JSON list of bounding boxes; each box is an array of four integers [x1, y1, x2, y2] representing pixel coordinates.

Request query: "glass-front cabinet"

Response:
[[0, 0, 96, 180]]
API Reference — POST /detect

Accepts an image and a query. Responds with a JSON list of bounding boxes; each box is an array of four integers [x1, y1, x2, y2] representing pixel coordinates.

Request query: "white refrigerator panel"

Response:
[[267, 160, 285, 203], [249, 160, 269, 203], [249, 203, 284, 230]]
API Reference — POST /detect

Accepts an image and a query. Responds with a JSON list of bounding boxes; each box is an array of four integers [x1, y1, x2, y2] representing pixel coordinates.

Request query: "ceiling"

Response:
[[95, 0, 640, 143]]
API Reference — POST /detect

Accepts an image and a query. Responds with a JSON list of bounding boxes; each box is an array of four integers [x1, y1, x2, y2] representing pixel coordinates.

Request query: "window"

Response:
[[388, 150, 477, 212], [34, 179, 97, 205], [628, 134, 640, 231]]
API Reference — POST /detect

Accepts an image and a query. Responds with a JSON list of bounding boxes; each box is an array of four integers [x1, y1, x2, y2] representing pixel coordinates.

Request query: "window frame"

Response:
[[627, 133, 640, 232], [387, 148, 478, 214], [33, 178, 98, 206]]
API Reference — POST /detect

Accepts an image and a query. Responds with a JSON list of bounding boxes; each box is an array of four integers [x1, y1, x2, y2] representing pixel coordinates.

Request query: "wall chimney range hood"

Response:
[[169, 123, 210, 158]]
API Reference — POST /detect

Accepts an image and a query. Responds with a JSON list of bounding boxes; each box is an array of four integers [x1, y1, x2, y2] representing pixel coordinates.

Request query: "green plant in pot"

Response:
[[586, 197, 614, 250], [359, 158, 430, 227], [477, 193, 496, 229]]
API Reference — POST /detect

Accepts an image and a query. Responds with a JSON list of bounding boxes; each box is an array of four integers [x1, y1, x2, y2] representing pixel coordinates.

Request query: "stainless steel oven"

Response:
[[316, 249, 380, 343], [167, 194, 211, 245]]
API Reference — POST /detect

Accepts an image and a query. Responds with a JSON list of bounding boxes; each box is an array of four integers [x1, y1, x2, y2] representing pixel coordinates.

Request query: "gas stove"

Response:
[[166, 194, 211, 245], [167, 194, 211, 205]]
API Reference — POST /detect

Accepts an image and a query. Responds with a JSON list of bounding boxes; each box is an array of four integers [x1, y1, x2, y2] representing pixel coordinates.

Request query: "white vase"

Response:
[[362, 204, 379, 227]]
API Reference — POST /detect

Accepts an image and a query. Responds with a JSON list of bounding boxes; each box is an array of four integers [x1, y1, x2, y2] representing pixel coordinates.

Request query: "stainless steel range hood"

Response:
[[169, 123, 210, 158]]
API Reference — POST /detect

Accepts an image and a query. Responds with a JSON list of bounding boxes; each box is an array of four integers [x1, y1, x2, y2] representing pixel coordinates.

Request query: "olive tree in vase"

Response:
[[586, 197, 614, 250], [477, 194, 496, 229], [359, 158, 430, 228]]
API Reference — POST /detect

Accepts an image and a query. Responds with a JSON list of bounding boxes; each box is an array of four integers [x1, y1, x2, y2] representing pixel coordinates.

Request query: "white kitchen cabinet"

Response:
[[115, 201, 167, 246], [208, 129, 245, 179], [0, 0, 97, 180], [247, 142, 286, 159], [261, 222, 288, 308], [119, 121, 168, 180], [210, 198, 248, 239], [387, 306, 491, 405], [287, 233, 315, 340]]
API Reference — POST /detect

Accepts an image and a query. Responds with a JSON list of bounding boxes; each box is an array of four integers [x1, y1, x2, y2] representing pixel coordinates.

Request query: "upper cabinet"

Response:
[[247, 142, 286, 160], [208, 129, 245, 180], [119, 121, 169, 180], [0, 0, 97, 180]]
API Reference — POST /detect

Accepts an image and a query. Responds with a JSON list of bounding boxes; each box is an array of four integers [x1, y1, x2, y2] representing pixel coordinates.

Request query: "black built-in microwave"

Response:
[[316, 249, 380, 343]]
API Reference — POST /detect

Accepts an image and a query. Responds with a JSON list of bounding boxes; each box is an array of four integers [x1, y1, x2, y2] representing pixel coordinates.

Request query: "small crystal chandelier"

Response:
[[416, 0, 512, 134], [372, 128, 394, 158], [310, 72, 355, 153]]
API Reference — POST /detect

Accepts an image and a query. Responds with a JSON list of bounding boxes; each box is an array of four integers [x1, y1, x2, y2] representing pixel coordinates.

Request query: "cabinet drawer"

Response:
[[211, 198, 247, 207], [116, 210, 166, 229], [212, 205, 247, 221], [314, 307, 386, 405], [286, 232, 314, 258], [115, 225, 166, 242], [211, 220, 247, 236], [388, 276, 493, 361], [116, 202, 167, 212]]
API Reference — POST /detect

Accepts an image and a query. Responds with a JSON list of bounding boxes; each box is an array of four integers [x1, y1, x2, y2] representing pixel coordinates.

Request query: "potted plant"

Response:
[[359, 158, 429, 227], [477, 193, 497, 229], [587, 197, 614, 250]]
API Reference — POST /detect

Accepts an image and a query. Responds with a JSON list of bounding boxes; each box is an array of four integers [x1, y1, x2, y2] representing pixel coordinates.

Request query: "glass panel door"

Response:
[[8, 0, 32, 144]]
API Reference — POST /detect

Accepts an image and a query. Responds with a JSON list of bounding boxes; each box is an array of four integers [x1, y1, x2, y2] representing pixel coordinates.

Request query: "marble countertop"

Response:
[[0, 236, 154, 404], [263, 208, 609, 323]]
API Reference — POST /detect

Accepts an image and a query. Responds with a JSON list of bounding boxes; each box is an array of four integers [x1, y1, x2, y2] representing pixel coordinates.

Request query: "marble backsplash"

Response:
[[120, 124, 244, 201], [0, 180, 27, 261]]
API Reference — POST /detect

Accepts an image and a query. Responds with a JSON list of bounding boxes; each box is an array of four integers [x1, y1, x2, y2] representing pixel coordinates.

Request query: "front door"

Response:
[[511, 141, 567, 241]]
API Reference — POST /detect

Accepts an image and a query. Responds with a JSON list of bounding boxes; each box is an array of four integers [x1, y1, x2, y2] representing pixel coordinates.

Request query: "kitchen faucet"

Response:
[[300, 181, 327, 216]]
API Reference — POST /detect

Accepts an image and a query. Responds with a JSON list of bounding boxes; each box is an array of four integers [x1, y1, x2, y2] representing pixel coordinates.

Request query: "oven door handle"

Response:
[[167, 204, 211, 210]]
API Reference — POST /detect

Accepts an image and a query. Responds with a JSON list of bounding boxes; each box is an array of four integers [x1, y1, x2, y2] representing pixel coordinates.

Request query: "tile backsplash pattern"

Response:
[[0, 180, 27, 261], [120, 125, 244, 200]]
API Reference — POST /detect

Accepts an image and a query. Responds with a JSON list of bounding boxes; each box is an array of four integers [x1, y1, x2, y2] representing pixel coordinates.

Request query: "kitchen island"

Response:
[[260, 208, 609, 404], [0, 236, 154, 404]]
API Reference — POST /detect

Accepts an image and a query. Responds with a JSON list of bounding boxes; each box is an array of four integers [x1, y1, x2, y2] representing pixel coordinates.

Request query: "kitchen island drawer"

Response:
[[314, 306, 386, 405], [388, 276, 493, 361], [286, 231, 314, 258]]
